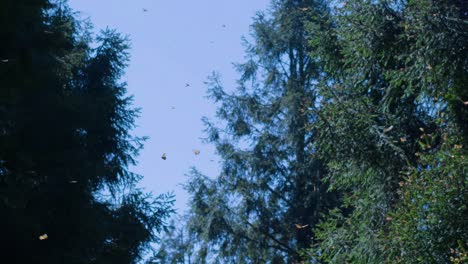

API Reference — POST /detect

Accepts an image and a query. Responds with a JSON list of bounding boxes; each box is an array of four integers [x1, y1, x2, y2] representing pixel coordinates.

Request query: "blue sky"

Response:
[[68, 0, 270, 212]]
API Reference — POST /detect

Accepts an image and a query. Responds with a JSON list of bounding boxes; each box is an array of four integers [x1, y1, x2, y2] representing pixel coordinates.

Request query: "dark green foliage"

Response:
[[306, 0, 468, 263], [148, 217, 196, 264], [0, 1, 173, 263], [385, 131, 467, 263], [151, 0, 467, 262], [170, 1, 340, 263]]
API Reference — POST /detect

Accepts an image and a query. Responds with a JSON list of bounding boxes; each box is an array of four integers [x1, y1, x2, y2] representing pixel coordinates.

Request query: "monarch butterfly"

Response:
[[161, 153, 167, 160], [39, 234, 48, 240]]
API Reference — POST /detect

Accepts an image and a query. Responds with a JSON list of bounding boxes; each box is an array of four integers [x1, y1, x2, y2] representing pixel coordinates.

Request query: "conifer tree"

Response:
[[179, 1, 339, 262], [0, 1, 173, 263], [307, 0, 467, 262]]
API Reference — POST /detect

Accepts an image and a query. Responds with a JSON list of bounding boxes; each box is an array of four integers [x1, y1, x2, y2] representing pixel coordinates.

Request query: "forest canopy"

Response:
[[1, 0, 466, 263], [0, 1, 173, 263], [154, 0, 467, 263]]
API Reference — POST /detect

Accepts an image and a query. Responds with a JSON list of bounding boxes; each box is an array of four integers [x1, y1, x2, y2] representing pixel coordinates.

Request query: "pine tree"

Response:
[[149, 217, 195, 264], [0, 1, 173, 263], [308, 0, 468, 262], [181, 0, 339, 262]]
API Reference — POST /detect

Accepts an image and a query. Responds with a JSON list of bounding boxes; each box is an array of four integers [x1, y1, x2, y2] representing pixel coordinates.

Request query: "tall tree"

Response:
[[180, 0, 339, 262], [307, 0, 468, 263], [149, 217, 196, 264], [0, 1, 173, 263]]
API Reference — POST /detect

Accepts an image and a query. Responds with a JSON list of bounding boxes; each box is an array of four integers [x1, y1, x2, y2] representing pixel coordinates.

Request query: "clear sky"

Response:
[[68, 0, 270, 213]]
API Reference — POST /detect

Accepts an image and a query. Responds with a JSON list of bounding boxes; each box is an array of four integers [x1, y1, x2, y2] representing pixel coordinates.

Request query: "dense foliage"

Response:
[[307, 0, 468, 263], [157, 0, 467, 263], [7, 0, 465, 262], [156, 0, 340, 263], [0, 1, 173, 263]]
